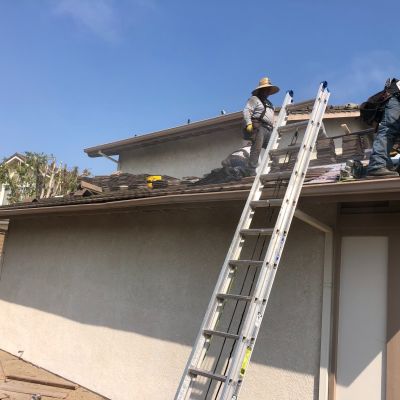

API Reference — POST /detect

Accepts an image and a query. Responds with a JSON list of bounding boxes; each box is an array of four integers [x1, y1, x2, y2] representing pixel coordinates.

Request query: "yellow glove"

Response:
[[246, 123, 253, 133]]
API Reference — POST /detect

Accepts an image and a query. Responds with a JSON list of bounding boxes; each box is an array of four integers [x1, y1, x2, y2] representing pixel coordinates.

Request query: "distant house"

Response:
[[0, 105, 398, 400], [0, 153, 26, 261], [0, 219, 8, 266], [0, 153, 26, 206]]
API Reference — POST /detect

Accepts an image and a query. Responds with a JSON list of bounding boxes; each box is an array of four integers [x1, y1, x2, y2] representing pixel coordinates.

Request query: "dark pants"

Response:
[[243, 122, 271, 169], [368, 96, 400, 172]]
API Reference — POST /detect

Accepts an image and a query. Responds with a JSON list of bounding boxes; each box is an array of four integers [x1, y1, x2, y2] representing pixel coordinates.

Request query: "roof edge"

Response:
[[1, 178, 399, 218], [84, 112, 242, 157], [84, 107, 361, 157]]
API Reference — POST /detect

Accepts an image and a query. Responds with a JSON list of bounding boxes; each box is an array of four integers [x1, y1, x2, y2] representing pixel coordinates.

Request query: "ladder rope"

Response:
[[212, 130, 299, 399], [175, 84, 330, 400], [205, 233, 263, 399]]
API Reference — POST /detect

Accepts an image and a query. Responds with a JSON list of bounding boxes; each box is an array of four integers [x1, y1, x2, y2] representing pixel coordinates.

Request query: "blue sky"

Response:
[[1, 0, 399, 175]]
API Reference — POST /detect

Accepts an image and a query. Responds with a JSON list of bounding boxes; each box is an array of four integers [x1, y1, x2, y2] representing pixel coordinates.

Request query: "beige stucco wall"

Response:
[[118, 116, 366, 178], [119, 127, 245, 179], [0, 203, 333, 399]]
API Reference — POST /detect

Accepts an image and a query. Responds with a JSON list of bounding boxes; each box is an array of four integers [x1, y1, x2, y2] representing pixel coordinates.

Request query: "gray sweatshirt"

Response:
[[243, 96, 274, 127]]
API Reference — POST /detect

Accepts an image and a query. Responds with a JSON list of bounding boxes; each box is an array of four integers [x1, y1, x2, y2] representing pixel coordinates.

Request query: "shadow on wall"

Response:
[[0, 204, 347, 385]]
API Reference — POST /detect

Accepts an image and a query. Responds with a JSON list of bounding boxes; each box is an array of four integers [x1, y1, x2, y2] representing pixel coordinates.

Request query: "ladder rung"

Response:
[[203, 329, 240, 340], [260, 171, 292, 182], [175, 84, 330, 400], [189, 368, 227, 382], [285, 99, 315, 112], [240, 228, 274, 236], [217, 293, 253, 302], [278, 120, 309, 134], [250, 199, 283, 208], [269, 144, 301, 157], [229, 260, 263, 268]]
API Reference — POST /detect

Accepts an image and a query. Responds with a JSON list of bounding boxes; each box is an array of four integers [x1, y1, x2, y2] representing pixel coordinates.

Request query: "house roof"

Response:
[[84, 105, 360, 157], [3, 119, 391, 219], [3, 152, 26, 164], [1, 171, 400, 218]]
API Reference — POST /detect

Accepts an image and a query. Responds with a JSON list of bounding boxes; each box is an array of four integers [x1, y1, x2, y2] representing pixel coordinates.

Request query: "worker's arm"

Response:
[[243, 96, 258, 127]]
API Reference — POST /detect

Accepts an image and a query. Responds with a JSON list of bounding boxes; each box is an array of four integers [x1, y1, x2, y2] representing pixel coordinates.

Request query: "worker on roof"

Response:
[[367, 78, 400, 177], [243, 77, 280, 175]]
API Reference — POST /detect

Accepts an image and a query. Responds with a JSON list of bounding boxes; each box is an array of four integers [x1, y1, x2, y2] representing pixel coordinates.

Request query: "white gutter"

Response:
[[294, 209, 333, 400], [84, 109, 360, 157]]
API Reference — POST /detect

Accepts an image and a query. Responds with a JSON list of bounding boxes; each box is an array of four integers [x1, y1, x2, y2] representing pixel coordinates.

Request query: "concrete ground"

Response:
[[0, 350, 108, 400]]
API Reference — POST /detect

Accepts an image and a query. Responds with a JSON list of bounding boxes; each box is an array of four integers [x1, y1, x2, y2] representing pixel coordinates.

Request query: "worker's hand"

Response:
[[246, 123, 253, 133]]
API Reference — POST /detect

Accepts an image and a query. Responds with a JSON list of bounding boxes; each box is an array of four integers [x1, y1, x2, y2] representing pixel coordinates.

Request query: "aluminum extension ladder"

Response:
[[175, 82, 330, 400]]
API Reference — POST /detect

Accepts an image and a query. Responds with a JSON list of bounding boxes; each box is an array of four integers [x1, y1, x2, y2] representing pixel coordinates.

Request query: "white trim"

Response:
[[97, 151, 119, 164], [294, 210, 333, 400], [319, 231, 333, 400], [5, 155, 25, 165], [84, 110, 360, 157], [0, 184, 10, 206], [0, 184, 5, 205]]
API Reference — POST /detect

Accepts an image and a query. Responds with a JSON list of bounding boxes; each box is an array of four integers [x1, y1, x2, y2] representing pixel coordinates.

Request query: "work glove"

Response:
[[246, 123, 253, 133]]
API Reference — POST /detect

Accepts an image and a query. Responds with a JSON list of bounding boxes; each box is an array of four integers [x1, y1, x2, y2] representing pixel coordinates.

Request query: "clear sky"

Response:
[[1, 0, 399, 175]]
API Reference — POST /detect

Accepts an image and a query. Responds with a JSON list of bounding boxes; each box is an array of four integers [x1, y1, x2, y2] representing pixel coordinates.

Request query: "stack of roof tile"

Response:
[[81, 173, 150, 191], [315, 137, 337, 165], [340, 135, 364, 161], [269, 147, 299, 173], [80, 173, 180, 192]]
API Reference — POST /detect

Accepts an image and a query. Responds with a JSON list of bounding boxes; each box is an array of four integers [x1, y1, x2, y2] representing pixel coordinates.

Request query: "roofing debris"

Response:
[[0, 349, 107, 400], [81, 172, 180, 193]]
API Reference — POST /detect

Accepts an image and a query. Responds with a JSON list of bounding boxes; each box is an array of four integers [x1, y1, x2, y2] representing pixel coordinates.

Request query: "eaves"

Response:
[[84, 110, 360, 157], [0, 178, 399, 219]]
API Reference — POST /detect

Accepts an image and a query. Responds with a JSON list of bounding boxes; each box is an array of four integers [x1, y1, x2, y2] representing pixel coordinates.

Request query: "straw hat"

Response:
[[252, 77, 280, 96]]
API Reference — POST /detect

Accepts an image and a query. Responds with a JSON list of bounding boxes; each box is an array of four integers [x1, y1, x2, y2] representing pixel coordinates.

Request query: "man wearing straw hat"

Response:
[[243, 77, 280, 174]]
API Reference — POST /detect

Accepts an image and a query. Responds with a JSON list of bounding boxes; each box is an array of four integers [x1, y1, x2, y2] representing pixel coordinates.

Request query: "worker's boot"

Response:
[[367, 167, 399, 178]]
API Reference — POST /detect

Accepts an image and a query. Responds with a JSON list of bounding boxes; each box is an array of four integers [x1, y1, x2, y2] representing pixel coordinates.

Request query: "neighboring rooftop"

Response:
[[84, 104, 360, 157], [3, 153, 26, 164]]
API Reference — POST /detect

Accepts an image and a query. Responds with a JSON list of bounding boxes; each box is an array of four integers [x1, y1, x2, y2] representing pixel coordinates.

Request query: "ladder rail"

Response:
[[175, 83, 330, 400], [221, 83, 330, 399], [174, 92, 293, 400]]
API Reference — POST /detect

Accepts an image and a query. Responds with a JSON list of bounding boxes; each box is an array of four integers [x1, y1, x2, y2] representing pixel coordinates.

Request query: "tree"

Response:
[[0, 152, 90, 204]]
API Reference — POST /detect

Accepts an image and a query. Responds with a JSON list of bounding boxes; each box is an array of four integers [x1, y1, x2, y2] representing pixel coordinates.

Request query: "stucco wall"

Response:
[[0, 203, 330, 399], [119, 127, 245, 178], [118, 116, 366, 178]]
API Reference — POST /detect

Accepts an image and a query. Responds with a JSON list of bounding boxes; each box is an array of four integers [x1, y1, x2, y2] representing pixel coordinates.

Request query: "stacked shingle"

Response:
[[315, 138, 337, 164], [340, 135, 364, 161]]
